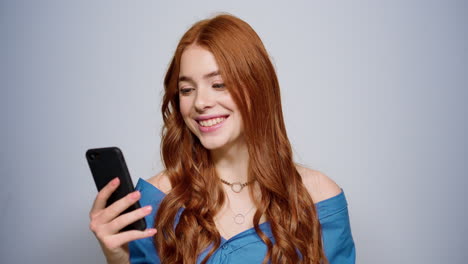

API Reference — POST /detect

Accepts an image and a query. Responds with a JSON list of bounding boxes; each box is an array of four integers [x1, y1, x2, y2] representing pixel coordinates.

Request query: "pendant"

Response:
[[231, 182, 243, 193], [233, 214, 245, 224]]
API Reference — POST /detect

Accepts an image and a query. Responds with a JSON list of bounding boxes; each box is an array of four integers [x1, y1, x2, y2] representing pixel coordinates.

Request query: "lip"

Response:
[[195, 114, 230, 121], [197, 115, 229, 133]]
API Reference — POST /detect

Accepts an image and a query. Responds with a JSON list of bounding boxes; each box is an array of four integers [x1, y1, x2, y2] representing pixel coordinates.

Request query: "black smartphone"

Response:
[[86, 147, 146, 231]]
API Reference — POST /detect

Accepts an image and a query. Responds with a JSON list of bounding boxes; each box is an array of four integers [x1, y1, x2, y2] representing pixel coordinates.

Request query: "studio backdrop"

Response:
[[1, 1, 467, 263]]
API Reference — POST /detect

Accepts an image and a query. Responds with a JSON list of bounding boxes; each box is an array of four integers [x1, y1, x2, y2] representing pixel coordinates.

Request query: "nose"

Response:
[[194, 86, 215, 112]]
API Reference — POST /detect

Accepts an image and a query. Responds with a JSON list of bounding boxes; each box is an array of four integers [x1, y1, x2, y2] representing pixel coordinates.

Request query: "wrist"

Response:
[[105, 254, 130, 264]]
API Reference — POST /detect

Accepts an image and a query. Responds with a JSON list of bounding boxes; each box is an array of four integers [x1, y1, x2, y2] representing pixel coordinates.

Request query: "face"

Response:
[[178, 45, 244, 151]]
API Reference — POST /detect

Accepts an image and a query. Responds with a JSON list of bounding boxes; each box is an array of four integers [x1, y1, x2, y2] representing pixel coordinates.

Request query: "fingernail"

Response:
[[146, 228, 157, 235], [130, 191, 140, 199], [111, 177, 119, 186], [144, 205, 152, 212]]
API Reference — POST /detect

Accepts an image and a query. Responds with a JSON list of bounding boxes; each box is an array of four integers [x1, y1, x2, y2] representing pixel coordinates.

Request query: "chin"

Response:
[[199, 140, 226, 150]]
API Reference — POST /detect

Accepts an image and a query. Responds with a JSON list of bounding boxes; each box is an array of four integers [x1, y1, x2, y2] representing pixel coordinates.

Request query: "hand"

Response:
[[89, 177, 157, 263]]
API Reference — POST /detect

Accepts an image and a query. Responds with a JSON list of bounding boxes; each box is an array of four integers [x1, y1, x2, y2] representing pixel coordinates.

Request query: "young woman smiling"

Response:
[[89, 14, 355, 264]]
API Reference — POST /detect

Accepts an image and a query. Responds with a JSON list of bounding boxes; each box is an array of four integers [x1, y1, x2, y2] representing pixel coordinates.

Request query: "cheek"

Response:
[[179, 98, 197, 132], [179, 98, 192, 117], [219, 93, 238, 110]]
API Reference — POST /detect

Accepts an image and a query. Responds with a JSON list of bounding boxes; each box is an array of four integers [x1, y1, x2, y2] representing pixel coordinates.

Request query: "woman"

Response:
[[89, 14, 355, 264]]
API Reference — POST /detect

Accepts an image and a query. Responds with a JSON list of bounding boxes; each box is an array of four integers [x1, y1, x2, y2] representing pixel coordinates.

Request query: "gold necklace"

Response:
[[220, 179, 255, 193]]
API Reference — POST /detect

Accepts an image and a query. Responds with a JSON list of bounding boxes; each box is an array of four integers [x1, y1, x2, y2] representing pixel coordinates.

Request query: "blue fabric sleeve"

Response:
[[128, 179, 164, 264], [317, 191, 356, 264]]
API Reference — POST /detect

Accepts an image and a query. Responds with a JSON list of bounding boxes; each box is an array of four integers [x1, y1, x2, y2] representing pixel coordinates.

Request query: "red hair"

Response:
[[155, 14, 327, 263]]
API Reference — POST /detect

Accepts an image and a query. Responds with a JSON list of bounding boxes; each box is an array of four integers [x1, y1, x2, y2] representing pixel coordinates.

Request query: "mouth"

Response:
[[195, 115, 229, 132]]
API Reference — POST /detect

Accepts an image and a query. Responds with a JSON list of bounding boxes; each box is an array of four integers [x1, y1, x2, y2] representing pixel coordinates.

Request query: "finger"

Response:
[[90, 177, 120, 217], [106, 205, 153, 234], [98, 190, 141, 224], [103, 229, 157, 250]]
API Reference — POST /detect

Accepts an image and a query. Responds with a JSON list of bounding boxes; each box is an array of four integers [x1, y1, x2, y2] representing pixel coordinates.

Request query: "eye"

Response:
[[212, 83, 225, 89], [179, 88, 194, 95]]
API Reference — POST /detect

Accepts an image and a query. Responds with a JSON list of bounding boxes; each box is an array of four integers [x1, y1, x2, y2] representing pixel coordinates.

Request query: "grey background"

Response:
[[1, 0, 467, 263]]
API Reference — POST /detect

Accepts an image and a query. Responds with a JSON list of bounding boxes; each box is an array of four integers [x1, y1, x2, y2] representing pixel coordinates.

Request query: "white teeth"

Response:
[[199, 117, 226, 127]]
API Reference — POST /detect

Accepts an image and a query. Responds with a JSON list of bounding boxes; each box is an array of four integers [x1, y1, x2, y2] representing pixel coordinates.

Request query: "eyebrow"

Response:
[[178, 70, 221, 82]]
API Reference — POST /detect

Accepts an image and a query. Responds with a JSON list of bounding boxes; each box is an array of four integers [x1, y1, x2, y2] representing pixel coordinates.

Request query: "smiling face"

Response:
[[178, 45, 245, 151]]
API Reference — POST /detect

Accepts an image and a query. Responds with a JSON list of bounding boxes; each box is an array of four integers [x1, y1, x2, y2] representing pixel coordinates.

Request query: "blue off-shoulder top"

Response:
[[129, 178, 356, 264]]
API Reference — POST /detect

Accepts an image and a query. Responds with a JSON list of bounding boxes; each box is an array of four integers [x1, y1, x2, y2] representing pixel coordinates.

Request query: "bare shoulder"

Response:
[[295, 164, 342, 204], [146, 171, 172, 194]]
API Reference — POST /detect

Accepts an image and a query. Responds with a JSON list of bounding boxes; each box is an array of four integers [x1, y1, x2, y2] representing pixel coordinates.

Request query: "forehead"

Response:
[[179, 45, 220, 78]]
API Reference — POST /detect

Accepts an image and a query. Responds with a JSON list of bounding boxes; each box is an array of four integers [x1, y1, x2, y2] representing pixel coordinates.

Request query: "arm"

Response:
[[318, 193, 356, 264], [297, 165, 356, 263], [128, 174, 169, 264], [88, 178, 157, 264]]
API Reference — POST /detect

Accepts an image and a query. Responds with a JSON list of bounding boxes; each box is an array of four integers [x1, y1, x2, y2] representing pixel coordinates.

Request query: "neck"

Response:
[[210, 139, 249, 183]]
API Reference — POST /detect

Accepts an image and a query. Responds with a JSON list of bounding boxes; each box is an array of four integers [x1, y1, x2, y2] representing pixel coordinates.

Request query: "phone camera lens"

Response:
[[89, 153, 96, 161]]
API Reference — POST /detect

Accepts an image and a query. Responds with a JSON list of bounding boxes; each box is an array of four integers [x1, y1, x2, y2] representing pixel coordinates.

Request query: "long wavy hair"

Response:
[[155, 14, 327, 263]]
